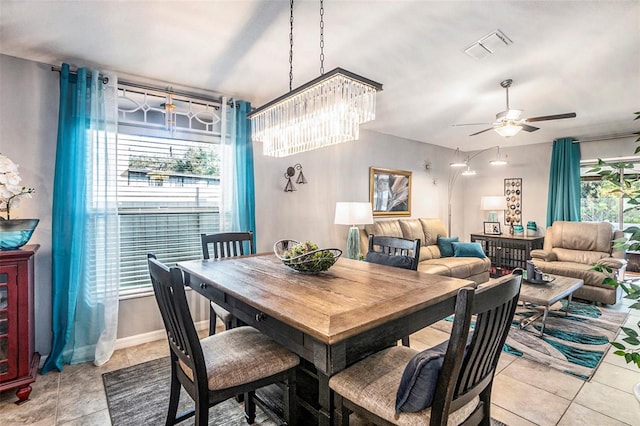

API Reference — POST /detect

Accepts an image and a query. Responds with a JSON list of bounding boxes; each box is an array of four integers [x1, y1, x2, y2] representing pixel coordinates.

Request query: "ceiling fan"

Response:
[[454, 79, 577, 137]]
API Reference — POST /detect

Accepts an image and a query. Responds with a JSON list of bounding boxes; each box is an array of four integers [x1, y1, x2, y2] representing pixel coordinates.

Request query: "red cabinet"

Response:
[[0, 245, 39, 403]]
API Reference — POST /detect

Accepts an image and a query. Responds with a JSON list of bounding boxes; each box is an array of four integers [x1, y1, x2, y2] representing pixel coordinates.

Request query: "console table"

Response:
[[471, 233, 544, 277], [0, 245, 40, 404]]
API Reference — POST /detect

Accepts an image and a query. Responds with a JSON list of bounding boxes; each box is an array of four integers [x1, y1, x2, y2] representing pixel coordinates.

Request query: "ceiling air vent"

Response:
[[464, 29, 513, 60]]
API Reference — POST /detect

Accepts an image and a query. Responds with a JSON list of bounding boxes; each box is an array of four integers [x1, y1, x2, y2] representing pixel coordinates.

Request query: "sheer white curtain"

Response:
[[220, 97, 240, 231]]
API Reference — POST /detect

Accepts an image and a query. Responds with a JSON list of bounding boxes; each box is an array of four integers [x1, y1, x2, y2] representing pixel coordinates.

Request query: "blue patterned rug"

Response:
[[433, 300, 628, 380]]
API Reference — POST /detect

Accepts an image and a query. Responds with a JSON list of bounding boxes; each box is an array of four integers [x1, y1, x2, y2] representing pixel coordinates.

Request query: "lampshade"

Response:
[[250, 68, 383, 157], [481, 196, 505, 211], [334, 202, 374, 226], [494, 122, 522, 137]]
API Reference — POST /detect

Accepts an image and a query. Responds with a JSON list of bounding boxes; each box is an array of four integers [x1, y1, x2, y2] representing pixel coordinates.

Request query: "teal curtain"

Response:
[[234, 101, 256, 240], [42, 64, 120, 373], [546, 138, 581, 226]]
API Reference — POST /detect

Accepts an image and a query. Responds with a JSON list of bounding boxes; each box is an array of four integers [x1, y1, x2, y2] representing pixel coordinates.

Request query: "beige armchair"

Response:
[[530, 221, 626, 305]]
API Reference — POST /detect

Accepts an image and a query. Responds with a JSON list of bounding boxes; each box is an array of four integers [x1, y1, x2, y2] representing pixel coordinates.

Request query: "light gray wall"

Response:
[[0, 54, 57, 356], [3, 53, 632, 355]]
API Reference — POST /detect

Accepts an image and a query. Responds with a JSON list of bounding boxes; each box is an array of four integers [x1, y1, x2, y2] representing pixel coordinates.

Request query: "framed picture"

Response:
[[369, 167, 412, 217], [484, 221, 502, 235]]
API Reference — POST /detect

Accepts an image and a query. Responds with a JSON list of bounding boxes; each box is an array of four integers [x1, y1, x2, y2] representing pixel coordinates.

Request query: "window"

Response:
[[116, 85, 224, 295], [580, 159, 640, 230]]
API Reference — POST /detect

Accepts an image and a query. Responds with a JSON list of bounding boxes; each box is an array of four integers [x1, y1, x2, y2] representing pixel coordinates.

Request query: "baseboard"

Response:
[[113, 320, 209, 350], [38, 321, 209, 368]]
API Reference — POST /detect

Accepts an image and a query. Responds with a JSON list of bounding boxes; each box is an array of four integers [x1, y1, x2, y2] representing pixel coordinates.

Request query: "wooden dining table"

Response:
[[177, 254, 474, 425]]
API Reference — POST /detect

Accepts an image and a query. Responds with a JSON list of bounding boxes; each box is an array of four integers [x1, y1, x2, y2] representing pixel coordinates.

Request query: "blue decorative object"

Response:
[[0, 219, 39, 250], [437, 236, 459, 257], [451, 242, 486, 258]]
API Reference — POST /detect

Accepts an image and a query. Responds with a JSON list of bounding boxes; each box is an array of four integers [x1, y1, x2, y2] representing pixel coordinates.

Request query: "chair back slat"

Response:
[[147, 254, 208, 387], [201, 231, 255, 260]]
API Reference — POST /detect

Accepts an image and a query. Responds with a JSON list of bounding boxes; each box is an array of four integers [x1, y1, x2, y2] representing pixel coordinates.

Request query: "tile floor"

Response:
[[1, 298, 639, 425]]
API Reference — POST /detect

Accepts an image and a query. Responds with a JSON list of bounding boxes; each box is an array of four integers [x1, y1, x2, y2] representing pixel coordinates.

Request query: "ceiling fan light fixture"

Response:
[[494, 122, 522, 137]]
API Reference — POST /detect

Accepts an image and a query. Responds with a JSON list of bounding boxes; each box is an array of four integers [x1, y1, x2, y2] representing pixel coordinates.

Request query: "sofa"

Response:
[[359, 218, 490, 284], [530, 221, 627, 305]]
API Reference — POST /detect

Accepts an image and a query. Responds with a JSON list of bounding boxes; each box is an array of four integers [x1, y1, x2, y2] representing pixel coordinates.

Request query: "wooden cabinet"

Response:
[[470, 234, 544, 277], [0, 245, 39, 404]]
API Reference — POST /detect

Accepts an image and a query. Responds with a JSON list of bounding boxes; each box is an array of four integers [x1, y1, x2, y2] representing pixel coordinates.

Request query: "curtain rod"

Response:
[[573, 133, 637, 143], [51, 65, 109, 84], [51, 65, 226, 105]]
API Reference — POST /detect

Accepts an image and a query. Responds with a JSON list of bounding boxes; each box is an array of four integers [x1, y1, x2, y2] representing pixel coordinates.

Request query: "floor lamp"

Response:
[[334, 202, 374, 259]]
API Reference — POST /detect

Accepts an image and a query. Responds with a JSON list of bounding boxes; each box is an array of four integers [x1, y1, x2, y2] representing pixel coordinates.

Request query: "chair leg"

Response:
[[209, 304, 217, 335], [333, 393, 350, 426], [195, 392, 210, 426], [401, 336, 410, 347], [244, 390, 256, 424], [166, 363, 181, 426], [283, 369, 297, 426]]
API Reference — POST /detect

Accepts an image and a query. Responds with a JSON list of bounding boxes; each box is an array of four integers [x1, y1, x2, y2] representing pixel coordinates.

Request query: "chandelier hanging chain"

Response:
[[289, 0, 294, 91], [319, 0, 325, 75]]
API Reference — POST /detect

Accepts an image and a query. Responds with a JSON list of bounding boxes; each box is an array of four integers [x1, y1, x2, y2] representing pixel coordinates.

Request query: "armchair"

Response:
[[530, 221, 626, 304]]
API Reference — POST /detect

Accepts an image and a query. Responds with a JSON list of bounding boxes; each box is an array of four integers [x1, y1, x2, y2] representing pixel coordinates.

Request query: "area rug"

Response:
[[431, 300, 628, 380], [102, 357, 274, 425], [103, 357, 507, 425]]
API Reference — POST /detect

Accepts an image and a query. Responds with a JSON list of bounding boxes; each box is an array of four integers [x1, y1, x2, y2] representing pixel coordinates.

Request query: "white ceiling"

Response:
[[1, 0, 639, 151]]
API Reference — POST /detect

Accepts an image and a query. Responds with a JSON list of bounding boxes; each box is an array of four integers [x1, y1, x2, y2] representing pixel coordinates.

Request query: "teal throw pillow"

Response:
[[451, 242, 486, 259], [436, 236, 459, 257]]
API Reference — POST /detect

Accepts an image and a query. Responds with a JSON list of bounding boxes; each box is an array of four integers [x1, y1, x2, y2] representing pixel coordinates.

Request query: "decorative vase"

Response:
[[635, 383, 640, 405], [0, 219, 39, 250]]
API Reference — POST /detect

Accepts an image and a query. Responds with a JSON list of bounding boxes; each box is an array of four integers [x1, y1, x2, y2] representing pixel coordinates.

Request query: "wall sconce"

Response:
[[284, 163, 307, 192]]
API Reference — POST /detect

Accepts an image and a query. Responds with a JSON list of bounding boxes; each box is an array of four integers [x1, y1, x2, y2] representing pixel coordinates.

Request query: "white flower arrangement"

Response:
[[0, 154, 35, 220]]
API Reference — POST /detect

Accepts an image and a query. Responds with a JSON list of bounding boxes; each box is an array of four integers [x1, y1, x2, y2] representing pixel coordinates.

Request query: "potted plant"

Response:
[[0, 154, 38, 250], [589, 111, 640, 401]]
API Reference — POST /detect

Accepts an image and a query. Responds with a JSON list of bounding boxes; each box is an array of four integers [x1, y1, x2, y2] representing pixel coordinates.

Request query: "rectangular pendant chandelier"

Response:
[[248, 67, 383, 157]]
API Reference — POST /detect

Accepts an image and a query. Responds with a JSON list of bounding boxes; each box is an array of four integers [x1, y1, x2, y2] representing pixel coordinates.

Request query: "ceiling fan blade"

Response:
[[452, 123, 491, 127], [521, 124, 540, 132], [469, 128, 494, 136], [525, 112, 577, 123]]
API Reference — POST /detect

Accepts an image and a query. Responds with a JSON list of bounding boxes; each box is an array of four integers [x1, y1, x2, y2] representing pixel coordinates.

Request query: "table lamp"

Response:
[[334, 202, 374, 259], [480, 196, 504, 223]]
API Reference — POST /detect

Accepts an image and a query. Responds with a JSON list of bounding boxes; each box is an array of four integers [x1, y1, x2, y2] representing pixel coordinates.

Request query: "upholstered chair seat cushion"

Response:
[[179, 327, 300, 391], [329, 346, 479, 426]]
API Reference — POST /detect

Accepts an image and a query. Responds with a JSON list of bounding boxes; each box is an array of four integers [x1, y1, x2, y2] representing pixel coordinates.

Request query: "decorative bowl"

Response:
[[273, 239, 342, 274], [0, 219, 39, 250]]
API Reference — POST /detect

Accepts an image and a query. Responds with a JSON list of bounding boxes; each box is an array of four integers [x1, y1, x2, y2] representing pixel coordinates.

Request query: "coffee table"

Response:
[[518, 274, 584, 337]]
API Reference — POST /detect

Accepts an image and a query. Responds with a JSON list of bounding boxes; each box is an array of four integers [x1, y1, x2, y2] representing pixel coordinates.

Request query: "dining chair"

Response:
[[366, 234, 421, 271], [365, 234, 421, 346], [147, 254, 299, 426], [329, 274, 522, 425], [201, 231, 255, 335]]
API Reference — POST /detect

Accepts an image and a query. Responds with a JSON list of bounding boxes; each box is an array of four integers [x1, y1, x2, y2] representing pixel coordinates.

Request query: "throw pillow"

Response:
[[436, 236, 459, 257], [451, 242, 486, 259], [395, 340, 449, 413], [365, 251, 415, 270]]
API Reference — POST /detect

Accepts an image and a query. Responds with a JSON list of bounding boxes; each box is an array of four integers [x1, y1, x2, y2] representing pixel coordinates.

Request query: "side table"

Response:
[[0, 245, 40, 404], [470, 233, 544, 277]]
